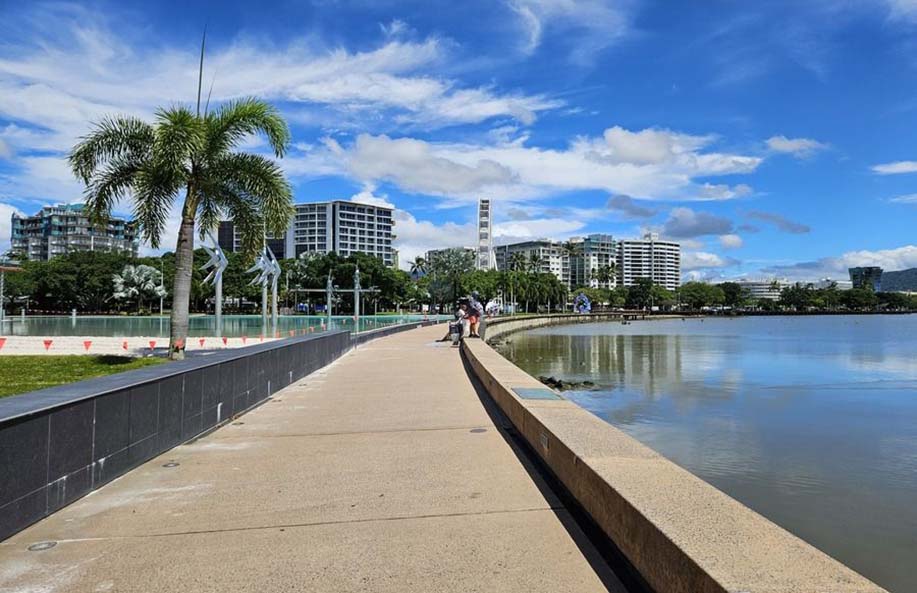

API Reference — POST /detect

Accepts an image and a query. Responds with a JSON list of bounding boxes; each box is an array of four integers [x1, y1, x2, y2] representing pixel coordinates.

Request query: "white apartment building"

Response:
[[616, 233, 681, 291], [570, 234, 617, 288], [494, 240, 568, 284], [221, 200, 395, 266]]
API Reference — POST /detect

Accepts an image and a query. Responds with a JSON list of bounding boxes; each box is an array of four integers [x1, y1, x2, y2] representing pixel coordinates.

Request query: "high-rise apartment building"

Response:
[[570, 234, 617, 288], [616, 233, 681, 291], [494, 240, 568, 284], [476, 199, 495, 270], [11, 204, 138, 261], [220, 200, 396, 266]]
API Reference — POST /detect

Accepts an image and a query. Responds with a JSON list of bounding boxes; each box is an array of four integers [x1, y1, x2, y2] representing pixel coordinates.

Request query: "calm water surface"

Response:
[[496, 315, 917, 593], [0, 314, 446, 337]]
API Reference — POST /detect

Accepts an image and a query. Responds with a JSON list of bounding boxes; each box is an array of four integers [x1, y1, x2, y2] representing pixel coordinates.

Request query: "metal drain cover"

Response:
[[28, 541, 57, 552], [162, 462, 180, 468]]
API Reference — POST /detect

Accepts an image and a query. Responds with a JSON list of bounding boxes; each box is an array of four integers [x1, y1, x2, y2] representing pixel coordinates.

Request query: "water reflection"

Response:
[[497, 315, 917, 593]]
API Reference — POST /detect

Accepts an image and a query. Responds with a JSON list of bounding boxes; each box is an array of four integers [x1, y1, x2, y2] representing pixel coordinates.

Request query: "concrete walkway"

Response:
[[0, 325, 626, 593]]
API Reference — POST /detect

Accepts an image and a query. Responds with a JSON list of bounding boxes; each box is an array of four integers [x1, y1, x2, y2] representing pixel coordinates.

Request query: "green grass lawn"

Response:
[[0, 355, 165, 398]]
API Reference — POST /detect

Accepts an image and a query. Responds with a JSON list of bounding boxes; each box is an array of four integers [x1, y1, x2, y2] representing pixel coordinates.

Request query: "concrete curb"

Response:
[[462, 317, 886, 593]]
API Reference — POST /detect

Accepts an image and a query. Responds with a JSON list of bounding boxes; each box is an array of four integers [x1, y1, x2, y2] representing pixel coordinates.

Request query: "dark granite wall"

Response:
[[0, 330, 351, 541]]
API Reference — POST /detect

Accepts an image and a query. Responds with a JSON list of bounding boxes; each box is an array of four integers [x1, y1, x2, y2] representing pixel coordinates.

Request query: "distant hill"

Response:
[[882, 268, 917, 291]]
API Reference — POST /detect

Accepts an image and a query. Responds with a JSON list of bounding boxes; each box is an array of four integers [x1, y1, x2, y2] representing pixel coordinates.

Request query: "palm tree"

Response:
[[112, 264, 167, 314], [409, 256, 427, 279], [527, 253, 545, 274], [70, 98, 293, 359], [561, 240, 580, 287], [597, 263, 615, 287], [508, 252, 527, 272]]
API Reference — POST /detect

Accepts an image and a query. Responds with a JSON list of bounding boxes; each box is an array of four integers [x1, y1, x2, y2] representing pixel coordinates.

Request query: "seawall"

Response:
[[464, 314, 885, 593]]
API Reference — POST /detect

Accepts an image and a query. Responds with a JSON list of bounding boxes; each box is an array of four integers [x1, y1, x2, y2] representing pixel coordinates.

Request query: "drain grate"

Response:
[[28, 541, 57, 552], [162, 462, 180, 468]]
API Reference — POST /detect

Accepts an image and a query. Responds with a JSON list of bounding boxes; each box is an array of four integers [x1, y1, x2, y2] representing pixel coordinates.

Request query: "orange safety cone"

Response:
[[222, 337, 228, 346], [199, 338, 206, 347], [83, 340, 92, 352], [43, 339, 53, 351], [122, 340, 128, 351], [149, 340, 157, 351], [0, 337, 6, 350]]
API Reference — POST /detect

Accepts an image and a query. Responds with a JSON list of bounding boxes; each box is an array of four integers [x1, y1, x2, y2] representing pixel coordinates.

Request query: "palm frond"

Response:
[[131, 164, 182, 248], [206, 98, 291, 158], [213, 152, 293, 236], [153, 106, 203, 178], [82, 156, 143, 224], [69, 117, 154, 184]]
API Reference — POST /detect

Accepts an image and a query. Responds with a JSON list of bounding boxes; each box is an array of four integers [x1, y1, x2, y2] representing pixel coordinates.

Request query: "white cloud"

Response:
[[349, 183, 395, 209], [0, 139, 11, 159], [872, 160, 917, 174], [682, 251, 734, 270], [884, 0, 917, 22], [391, 210, 475, 270], [889, 193, 917, 203], [765, 135, 829, 158], [0, 202, 24, 249], [697, 182, 752, 200], [345, 134, 516, 196], [0, 5, 560, 170], [764, 244, 917, 280], [506, 0, 635, 60], [337, 127, 761, 202], [719, 234, 743, 248], [494, 217, 586, 242]]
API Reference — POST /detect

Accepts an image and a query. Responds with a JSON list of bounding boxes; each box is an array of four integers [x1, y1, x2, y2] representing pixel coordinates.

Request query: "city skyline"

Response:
[[1, 1, 916, 281]]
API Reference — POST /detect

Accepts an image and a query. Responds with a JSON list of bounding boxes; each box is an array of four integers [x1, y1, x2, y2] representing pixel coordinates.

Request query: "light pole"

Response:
[[353, 266, 361, 320]]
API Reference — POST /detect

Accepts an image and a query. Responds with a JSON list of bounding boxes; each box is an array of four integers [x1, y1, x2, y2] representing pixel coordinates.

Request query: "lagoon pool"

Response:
[[0, 314, 445, 337]]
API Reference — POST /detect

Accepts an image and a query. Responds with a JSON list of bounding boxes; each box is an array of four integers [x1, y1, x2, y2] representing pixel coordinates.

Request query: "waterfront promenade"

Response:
[[0, 325, 625, 592]]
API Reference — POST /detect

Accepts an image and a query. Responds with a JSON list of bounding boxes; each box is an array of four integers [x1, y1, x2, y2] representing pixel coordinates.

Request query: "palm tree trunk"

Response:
[[169, 208, 195, 360]]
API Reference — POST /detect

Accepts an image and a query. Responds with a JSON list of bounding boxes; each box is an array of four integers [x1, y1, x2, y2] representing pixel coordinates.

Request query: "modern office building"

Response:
[[616, 233, 681, 291], [569, 234, 617, 288], [220, 200, 396, 266], [849, 266, 882, 291], [10, 204, 138, 261], [494, 240, 568, 284], [476, 199, 496, 270]]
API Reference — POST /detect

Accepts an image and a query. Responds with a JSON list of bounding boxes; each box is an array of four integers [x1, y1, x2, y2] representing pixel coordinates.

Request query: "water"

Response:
[[496, 315, 917, 593], [0, 314, 445, 337]]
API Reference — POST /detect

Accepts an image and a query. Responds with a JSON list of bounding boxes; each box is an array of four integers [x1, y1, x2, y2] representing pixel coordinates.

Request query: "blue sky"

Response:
[[0, 0, 916, 279]]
